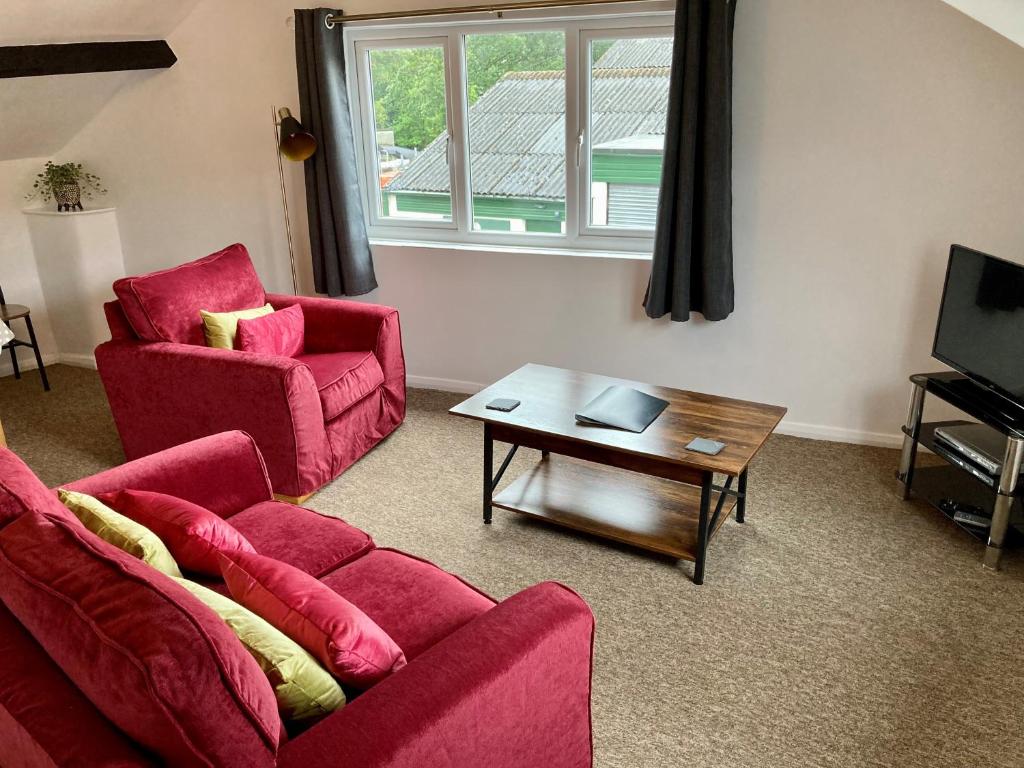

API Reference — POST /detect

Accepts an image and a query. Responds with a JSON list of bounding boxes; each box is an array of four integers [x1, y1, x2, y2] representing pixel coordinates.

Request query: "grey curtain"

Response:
[[295, 8, 377, 296], [644, 0, 737, 322]]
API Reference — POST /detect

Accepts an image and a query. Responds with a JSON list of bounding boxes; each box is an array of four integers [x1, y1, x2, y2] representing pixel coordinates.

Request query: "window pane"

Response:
[[589, 36, 672, 229], [367, 46, 451, 222], [464, 32, 566, 234]]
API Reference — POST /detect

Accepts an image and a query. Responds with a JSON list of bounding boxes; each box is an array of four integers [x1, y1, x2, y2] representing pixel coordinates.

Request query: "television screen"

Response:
[[933, 245, 1024, 407]]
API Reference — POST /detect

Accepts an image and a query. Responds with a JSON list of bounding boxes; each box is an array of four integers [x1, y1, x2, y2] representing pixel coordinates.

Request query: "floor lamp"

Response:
[[273, 106, 317, 294]]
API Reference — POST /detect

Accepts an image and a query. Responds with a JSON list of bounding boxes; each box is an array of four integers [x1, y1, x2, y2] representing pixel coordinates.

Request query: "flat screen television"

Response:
[[933, 245, 1024, 410]]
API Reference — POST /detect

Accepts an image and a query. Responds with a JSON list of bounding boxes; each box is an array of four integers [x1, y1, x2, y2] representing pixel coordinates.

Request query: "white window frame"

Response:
[[344, 3, 674, 255], [577, 26, 674, 239]]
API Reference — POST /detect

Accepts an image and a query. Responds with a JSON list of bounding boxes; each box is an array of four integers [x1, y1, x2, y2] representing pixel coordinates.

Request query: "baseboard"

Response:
[[775, 420, 903, 449], [0, 351, 97, 379], [0, 352, 60, 378], [407, 374, 484, 395], [405, 374, 904, 448], [58, 353, 98, 370]]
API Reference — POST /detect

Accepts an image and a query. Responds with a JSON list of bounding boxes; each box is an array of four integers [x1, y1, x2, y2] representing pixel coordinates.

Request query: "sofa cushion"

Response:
[[0, 600, 153, 767], [0, 447, 79, 530], [238, 303, 305, 357], [113, 243, 266, 345], [200, 303, 274, 349], [0, 512, 281, 768], [228, 501, 373, 577], [58, 489, 183, 577], [296, 350, 384, 422], [98, 489, 256, 576], [320, 549, 495, 660], [220, 550, 407, 689], [177, 578, 346, 723]]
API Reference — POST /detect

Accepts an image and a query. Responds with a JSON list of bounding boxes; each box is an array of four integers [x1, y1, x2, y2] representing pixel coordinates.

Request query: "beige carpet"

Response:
[[3, 365, 1024, 768]]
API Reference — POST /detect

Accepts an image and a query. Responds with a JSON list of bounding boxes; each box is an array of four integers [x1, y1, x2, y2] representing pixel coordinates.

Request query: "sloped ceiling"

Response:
[[942, 0, 1024, 48], [0, 0, 202, 161]]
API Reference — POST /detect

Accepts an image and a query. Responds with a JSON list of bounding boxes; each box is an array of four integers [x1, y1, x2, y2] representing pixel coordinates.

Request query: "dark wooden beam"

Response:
[[0, 41, 176, 79]]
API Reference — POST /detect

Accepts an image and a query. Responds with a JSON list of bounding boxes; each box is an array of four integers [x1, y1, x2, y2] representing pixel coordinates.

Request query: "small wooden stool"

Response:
[[0, 285, 50, 392]]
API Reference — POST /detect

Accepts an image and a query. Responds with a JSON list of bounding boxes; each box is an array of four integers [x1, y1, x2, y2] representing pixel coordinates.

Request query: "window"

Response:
[[346, 4, 673, 253]]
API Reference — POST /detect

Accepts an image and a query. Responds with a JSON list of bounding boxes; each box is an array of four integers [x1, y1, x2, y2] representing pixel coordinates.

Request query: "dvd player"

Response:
[[933, 423, 1013, 476]]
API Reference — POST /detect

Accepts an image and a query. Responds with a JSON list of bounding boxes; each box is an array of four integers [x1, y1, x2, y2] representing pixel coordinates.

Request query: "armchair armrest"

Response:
[[278, 582, 595, 768], [95, 340, 332, 497], [267, 294, 403, 359], [62, 431, 272, 519]]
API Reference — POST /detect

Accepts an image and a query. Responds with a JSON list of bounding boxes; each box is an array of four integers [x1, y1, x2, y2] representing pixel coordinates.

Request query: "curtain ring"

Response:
[[324, 13, 337, 29]]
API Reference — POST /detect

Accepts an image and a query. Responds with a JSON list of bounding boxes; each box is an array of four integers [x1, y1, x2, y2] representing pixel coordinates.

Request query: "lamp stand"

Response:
[[272, 104, 300, 295]]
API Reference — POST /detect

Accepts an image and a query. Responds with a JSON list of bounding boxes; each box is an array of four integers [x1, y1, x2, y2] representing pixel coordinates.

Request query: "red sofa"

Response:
[[0, 432, 595, 767], [95, 244, 406, 501]]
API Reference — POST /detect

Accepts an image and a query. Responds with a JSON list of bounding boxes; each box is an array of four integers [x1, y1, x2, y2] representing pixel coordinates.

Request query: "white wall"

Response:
[[0, 158, 58, 377], [51, 0, 1024, 445]]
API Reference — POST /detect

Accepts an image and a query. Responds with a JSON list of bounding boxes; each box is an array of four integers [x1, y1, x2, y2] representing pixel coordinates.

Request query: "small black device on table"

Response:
[[486, 398, 520, 412]]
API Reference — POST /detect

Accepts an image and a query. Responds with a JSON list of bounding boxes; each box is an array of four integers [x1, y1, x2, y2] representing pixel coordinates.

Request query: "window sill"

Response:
[[368, 238, 653, 262]]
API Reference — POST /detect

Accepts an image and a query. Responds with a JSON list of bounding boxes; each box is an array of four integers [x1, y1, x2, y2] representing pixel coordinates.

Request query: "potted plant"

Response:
[[26, 161, 107, 212]]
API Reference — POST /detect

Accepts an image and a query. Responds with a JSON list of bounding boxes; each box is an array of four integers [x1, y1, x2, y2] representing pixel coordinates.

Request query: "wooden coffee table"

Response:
[[450, 364, 786, 584]]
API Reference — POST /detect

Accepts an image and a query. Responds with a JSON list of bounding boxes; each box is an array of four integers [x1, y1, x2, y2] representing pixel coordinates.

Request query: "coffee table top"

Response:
[[449, 364, 787, 476]]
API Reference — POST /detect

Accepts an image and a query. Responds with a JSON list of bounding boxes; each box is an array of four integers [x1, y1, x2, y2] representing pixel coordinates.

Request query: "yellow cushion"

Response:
[[57, 489, 182, 577], [176, 578, 345, 721], [199, 304, 274, 349]]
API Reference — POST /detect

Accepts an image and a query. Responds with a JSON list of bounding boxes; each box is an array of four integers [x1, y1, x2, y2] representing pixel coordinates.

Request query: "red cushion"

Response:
[[97, 489, 256, 575], [295, 350, 384, 422], [113, 243, 266, 345], [319, 549, 495, 660], [0, 447, 81, 530], [0, 512, 280, 767], [220, 550, 406, 688], [237, 303, 305, 357], [228, 500, 373, 577]]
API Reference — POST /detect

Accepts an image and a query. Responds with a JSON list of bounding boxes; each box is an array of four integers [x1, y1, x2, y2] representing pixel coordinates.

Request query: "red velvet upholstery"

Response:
[[104, 298, 138, 341], [296, 350, 384, 422], [96, 249, 406, 497], [0, 436, 594, 768], [64, 430, 273, 518], [277, 582, 595, 768], [113, 243, 266, 345], [0, 450, 79, 530], [238, 304, 305, 356], [0, 600, 153, 767], [228, 500, 373, 577], [320, 549, 495, 660], [0, 512, 280, 767]]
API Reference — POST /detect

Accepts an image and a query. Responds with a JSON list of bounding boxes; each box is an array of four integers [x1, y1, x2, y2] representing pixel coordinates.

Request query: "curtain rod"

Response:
[[325, 0, 654, 27]]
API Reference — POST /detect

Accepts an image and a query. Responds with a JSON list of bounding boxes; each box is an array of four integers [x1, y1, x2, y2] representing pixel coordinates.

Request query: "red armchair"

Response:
[[0, 433, 595, 767], [95, 244, 406, 501]]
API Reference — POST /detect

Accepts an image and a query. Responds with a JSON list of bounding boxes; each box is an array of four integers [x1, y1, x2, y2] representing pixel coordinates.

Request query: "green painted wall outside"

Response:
[[388, 150, 660, 229], [591, 152, 663, 185]]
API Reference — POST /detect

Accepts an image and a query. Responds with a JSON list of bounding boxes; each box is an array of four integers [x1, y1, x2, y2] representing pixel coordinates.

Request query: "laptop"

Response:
[[575, 386, 669, 433]]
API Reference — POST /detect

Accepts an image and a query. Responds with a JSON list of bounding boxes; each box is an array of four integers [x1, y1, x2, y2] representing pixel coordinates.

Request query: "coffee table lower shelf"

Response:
[[491, 456, 736, 561]]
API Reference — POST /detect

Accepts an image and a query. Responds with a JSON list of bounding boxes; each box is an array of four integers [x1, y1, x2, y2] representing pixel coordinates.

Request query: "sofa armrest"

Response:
[[95, 340, 332, 497], [278, 582, 594, 768], [63, 431, 272, 519]]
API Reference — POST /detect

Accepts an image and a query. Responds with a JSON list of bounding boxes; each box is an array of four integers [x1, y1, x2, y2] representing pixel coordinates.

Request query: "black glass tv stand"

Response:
[[896, 372, 1024, 570]]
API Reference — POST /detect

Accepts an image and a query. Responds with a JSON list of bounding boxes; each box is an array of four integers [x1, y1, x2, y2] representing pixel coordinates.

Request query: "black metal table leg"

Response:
[[483, 423, 493, 524], [693, 473, 712, 585], [24, 316, 49, 392], [736, 468, 748, 523]]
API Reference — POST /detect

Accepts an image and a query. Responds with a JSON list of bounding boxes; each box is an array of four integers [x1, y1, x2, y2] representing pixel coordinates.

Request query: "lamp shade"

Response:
[[278, 107, 317, 161]]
